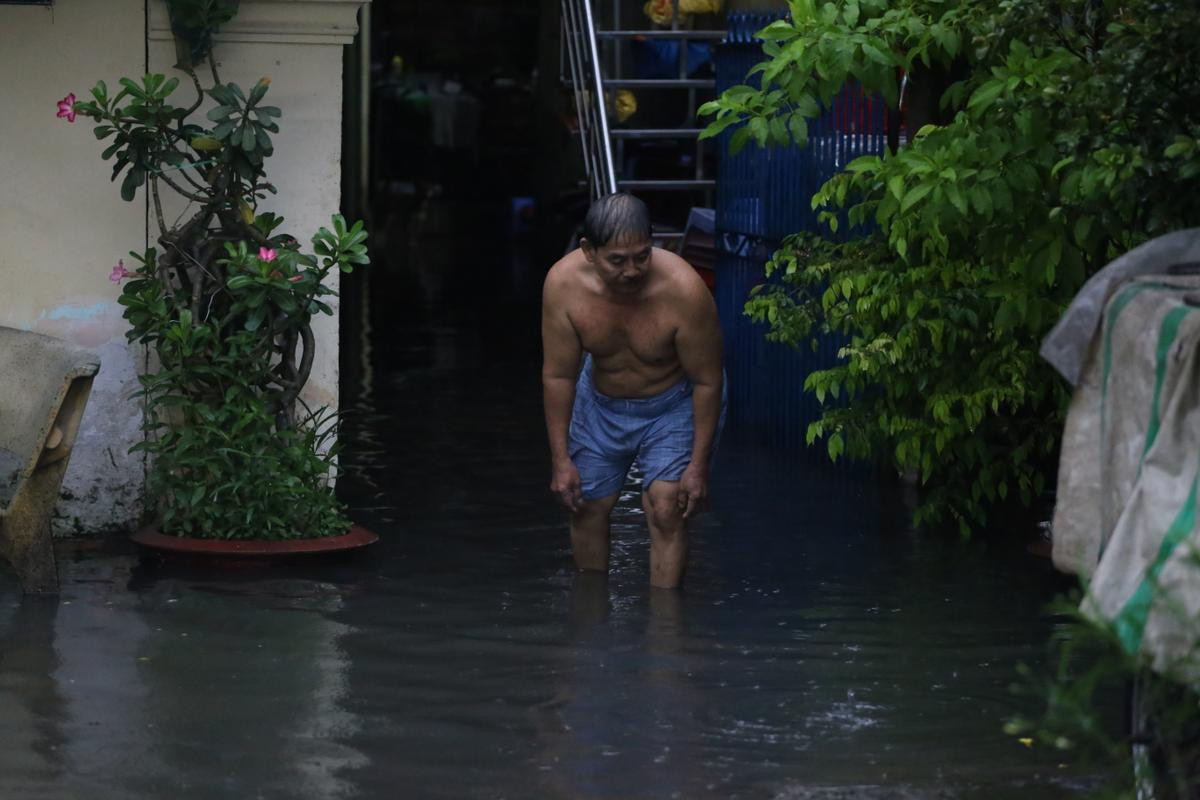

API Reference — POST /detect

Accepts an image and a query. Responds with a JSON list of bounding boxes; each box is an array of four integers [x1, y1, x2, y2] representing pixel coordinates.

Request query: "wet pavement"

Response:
[[0, 209, 1108, 798]]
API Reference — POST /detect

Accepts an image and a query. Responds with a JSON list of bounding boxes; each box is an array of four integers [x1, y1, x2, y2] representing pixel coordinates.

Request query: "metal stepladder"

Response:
[[560, 0, 723, 252]]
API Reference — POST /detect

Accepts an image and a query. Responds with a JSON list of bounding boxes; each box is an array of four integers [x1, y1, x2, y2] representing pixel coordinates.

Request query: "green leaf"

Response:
[[756, 19, 796, 41], [118, 77, 147, 99], [845, 155, 881, 173], [900, 182, 933, 212], [249, 78, 270, 105], [699, 113, 743, 140], [827, 432, 844, 461], [1164, 137, 1194, 158], [787, 113, 808, 146], [208, 84, 235, 106], [1073, 216, 1092, 247], [730, 126, 752, 155], [244, 305, 266, 331], [842, 0, 859, 27], [748, 116, 769, 147], [120, 167, 144, 201], [969, 186, 992, 217], [769, 115, 789, 146], [967, 80, 1004, 114], [945, 183, 968, 215], [207, 105, 235, 122], [931, 24, 960, 56], [861, 41, 892, 66]]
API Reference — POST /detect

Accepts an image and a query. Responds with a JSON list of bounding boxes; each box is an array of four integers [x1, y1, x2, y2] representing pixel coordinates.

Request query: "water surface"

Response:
[[0, 215, 1105, 799]]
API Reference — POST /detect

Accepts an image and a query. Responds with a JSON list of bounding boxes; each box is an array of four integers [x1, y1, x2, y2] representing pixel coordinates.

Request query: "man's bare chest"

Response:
[[570, 301, 678, 364]]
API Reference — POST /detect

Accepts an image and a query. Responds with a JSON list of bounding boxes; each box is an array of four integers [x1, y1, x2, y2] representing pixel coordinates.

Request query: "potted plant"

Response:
[[57, 0, 372, 550]]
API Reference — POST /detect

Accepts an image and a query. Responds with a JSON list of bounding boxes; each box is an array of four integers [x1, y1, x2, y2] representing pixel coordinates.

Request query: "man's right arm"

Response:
[[542, 265, 584, 510]]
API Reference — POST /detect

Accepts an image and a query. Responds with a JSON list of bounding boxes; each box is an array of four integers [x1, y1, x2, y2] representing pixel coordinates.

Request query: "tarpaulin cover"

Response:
[[1043, 229, 1200, 683]]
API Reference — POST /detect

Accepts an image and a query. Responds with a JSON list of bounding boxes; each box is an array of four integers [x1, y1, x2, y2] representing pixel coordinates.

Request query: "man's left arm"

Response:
[[675, 279, 724, 519]]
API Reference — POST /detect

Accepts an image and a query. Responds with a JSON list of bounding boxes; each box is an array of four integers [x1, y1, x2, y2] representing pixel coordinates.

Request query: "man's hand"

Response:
[[550, 458, 583, 512], [677, 461, 709, 520]]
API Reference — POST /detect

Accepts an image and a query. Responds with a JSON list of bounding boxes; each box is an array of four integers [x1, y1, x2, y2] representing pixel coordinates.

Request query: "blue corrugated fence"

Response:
[[714, 13, 887, 454]]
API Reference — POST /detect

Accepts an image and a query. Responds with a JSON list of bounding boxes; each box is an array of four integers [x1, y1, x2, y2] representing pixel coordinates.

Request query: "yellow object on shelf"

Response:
[[643, 0, 723, 26], [615, 90, 637, 123]]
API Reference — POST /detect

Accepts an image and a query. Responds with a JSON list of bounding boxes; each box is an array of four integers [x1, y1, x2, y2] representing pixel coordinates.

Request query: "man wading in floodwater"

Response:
[[542, 193, 726, 589]]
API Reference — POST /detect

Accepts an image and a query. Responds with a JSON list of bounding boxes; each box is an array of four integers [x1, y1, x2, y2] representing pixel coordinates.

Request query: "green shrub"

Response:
[[701, 0, 1200, 533], [63, 2, 370, 539]]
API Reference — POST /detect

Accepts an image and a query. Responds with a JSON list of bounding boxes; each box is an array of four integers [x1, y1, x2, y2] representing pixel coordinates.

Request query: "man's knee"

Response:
[[644, 483, 684, 534], [572, 494, 618, 525]]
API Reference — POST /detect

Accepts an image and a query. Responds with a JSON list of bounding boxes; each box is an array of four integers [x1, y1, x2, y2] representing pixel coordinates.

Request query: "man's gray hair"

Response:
[[581, 192, 651, 248]]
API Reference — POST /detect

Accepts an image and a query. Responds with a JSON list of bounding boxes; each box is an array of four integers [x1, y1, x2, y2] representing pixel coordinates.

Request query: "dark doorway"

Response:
[[339, 0, 584, 396]]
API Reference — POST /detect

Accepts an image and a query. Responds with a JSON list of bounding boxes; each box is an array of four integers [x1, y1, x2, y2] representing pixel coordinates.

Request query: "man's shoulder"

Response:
[[544, 249, 587, 294], [547, 250, 588, 284], [652, 248, 711, 303]]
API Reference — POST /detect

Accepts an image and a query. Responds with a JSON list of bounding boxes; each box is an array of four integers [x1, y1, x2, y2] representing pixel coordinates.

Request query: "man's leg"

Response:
[[642, 480, 687, 589], [570, 492, 619, 572]]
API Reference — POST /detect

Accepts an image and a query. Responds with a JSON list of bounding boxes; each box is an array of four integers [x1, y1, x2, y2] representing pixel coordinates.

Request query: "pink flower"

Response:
[[108, 259, 133, 282], [288, 274, 304, 283], [258, 247, 277, 262], [57, 93, 77, 123]]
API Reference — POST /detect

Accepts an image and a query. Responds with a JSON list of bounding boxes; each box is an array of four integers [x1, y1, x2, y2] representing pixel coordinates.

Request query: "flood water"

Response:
[[0, 204, 1107, 798]]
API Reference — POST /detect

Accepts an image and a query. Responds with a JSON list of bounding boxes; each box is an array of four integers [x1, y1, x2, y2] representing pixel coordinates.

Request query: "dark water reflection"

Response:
[[0, 213, 1106, 798]]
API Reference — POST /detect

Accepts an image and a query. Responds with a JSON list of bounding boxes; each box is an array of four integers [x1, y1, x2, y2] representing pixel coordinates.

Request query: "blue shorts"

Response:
[[569, 355, 727, 500]]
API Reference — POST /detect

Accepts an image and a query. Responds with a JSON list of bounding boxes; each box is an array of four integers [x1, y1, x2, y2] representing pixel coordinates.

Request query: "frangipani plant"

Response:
[[57, 2, 368, 540]]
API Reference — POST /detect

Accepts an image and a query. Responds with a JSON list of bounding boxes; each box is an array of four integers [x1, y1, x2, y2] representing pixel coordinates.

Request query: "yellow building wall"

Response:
[[0, 0, 148, 534]]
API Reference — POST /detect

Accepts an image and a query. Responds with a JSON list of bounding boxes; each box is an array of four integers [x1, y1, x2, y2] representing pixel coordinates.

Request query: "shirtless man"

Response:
[[542, 193, 725, 589]]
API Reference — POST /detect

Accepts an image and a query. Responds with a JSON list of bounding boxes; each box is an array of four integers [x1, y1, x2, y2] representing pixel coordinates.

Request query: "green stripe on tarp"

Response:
[[1141, 306, 1194, 464], [1101, 281, 1184, 433], [1113, 464, 1200, 655]]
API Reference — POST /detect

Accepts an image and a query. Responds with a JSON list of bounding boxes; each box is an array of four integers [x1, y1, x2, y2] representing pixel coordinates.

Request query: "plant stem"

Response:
[[180, 64, 206, 119], [150, 177, 169, 240], [156, 171, 210, 204], [177, 162, 211, 194], [208, 53, 222, 87], [277, 324, 315, 424]]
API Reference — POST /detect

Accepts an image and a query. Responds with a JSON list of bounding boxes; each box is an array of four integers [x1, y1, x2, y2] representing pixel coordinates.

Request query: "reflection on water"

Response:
[[0, 555, 363, 799], [0, 214, 1111, 798]]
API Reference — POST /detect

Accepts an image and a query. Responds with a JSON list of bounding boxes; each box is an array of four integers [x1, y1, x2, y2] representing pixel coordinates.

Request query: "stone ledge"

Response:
[[148, 0, 367, 47]]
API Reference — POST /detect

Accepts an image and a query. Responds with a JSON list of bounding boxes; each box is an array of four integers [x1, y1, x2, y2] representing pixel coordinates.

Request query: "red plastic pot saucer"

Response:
[[131, 524, 378, 556]]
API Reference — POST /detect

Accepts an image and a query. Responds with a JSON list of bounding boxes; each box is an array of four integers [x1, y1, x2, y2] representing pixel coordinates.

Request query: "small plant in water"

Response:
[[1008, 595, 1200, 799], [59, 1, 368, 539]]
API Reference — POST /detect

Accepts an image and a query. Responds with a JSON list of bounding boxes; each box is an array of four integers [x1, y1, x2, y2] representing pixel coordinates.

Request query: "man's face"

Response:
[[584, 235, 653, 294]]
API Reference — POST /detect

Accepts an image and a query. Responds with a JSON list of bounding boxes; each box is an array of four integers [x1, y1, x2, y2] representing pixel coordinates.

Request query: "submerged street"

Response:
[[0, 206, 1107, 799]]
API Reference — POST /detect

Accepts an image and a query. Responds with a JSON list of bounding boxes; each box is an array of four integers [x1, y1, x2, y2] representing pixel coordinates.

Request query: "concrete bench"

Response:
[[0, 327, 100, 592]]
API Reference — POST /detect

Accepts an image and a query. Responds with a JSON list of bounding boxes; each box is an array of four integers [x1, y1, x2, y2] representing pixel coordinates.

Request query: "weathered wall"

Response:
[[0, 0, 363, 536], [0, 0, 147, 534]]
